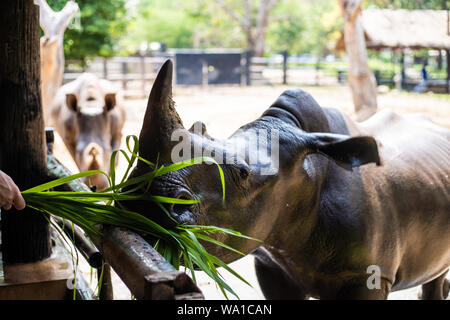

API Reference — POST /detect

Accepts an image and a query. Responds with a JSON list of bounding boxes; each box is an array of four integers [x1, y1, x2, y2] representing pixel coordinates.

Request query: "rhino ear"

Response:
[[188, 121, 207, 135], [188, 121, 214, 140], [307, 133, 381, 171], [104, 93, 116, 112], [139, 60, 185, 164], [66, 93, 79, 113]]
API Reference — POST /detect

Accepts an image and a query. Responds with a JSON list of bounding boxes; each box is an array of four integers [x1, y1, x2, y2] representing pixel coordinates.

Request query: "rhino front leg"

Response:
[[253, 247, 309, 300], [420, 270, 449, 300]]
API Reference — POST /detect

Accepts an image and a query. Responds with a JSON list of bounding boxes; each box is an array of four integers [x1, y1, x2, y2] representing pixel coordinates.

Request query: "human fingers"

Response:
[[13, 190, 26, 210]]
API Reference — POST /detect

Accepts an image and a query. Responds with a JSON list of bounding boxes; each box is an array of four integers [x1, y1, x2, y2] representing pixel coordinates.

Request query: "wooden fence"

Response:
[[64, 56, 170, 98], [64, 53, 449, 95]]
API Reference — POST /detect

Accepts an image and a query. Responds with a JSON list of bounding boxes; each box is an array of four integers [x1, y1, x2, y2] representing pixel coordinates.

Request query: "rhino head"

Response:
[[126, 60, 380, 263], [61, 74, 123, 190]]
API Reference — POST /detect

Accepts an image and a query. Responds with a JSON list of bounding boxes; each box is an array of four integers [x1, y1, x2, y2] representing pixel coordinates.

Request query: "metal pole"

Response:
[[201, 59, 208, 88], [121, 61, 127, 91], [55, 217, 103, 269], [374, 70, 380, 85], [103, 58, 108, 79], [282, 50, 288, 85], [401, 50, 406, 90], [245, 50, 251, 86], [446, 49, 450, 94], [97, 263, 114, 300]]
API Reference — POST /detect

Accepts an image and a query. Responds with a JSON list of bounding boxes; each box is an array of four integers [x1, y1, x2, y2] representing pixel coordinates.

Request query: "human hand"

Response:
[[0, 170, 26, 211]]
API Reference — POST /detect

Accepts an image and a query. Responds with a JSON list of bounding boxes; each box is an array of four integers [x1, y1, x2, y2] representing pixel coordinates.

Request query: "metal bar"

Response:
[[282, 50, 288, 85], [447, 50, 450, 94], [55, 216, 114, 300], [55, 217, 103, 269], [245, 50, 251, 86], [202, 59, 208, 88], [97, 263, 114, 300], [121, 61, 128, 91], [401, 50, 406, 90], [103, 58, 108, 79]]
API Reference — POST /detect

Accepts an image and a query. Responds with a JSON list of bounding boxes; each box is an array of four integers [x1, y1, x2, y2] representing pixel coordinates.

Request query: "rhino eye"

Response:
[[239, 166, 250, 179]]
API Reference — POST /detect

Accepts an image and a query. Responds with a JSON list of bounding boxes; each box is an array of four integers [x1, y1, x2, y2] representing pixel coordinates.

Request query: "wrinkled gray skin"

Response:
[[128, 60, 450, 300], [51, 73, 126, 190]]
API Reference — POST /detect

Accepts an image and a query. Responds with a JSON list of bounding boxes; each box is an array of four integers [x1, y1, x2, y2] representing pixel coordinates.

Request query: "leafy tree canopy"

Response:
[[46, 0, 128, 62], [45, 0, 450, 60], [364, 0, 448, 10], [122, 0, 342, 56]]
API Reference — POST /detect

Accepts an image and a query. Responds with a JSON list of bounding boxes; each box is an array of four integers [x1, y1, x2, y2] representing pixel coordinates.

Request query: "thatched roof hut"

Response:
[[336, 9, 450, 51]]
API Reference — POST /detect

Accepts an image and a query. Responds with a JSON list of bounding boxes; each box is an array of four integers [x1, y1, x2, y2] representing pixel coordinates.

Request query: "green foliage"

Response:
[[265, 0, 305, 55], [121, 0, 194, 52], [123, 0, 344, 56], [46, 0, 128, 62], [364, 0, 448, 10], [184, 1, 246, 49], [45, 0, 449, 60], [120, 0, 246, 52], [266, 0, 342, 56]]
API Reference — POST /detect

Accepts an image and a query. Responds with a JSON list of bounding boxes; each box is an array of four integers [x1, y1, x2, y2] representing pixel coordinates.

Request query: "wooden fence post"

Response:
[[0, 0, 52, 263]]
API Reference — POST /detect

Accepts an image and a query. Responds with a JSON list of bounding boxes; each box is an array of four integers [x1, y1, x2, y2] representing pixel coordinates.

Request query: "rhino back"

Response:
[[316, 108, 450, 291], [260, 90, 449, 292], [359, 110, 449, 289]]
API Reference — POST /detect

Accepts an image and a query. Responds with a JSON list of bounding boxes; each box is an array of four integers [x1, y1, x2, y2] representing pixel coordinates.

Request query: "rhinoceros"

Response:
[[51, 73, 126, 190], [127, 60, 449, 300]]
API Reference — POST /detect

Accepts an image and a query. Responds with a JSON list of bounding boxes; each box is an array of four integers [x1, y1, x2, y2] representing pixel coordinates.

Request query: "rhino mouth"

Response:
[[121, 188, 198, 228]]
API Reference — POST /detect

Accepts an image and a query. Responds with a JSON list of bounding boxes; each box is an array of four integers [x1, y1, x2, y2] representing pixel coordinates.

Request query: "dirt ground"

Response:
[[53, 84, 449, 300]]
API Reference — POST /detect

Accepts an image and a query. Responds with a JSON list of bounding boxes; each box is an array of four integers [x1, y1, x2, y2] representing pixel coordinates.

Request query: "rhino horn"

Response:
[[138, 60, 184, 164]]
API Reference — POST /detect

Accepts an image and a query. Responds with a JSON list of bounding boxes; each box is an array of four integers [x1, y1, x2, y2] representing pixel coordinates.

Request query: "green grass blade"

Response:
[[23, 170, 109, 193]]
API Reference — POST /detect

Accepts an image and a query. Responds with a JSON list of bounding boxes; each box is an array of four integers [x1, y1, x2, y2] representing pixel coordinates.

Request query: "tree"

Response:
[[214, 0, 281, 57], [46, 0, 128, 63], [38, 0, 79, 122], [338, 0, 377, 121], [0, 0, 51, 263]]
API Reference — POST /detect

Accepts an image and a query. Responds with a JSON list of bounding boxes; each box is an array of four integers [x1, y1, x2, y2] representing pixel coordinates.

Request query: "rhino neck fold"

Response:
[[263, 88, 331, 133]]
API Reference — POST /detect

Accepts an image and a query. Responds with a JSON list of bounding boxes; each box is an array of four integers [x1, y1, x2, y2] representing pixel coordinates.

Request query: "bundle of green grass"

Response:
[[22, 135, 256, 298]]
